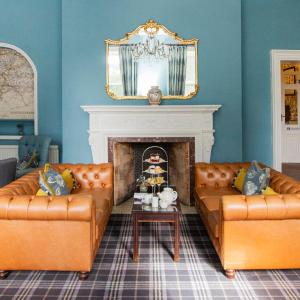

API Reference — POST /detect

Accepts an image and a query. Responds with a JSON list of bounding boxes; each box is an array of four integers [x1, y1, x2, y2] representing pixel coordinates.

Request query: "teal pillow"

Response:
[[39, 167, 69, 196], [242, 161, 270, 195]]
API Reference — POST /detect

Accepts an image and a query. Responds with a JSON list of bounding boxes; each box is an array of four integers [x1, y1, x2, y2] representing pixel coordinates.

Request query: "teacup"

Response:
[[143, 194, 152, 205]]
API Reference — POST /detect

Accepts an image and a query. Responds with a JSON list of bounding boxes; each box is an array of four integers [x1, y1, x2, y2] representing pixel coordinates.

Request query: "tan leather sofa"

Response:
[[194, 162, 300, 279], [0, 163, 113, 280]]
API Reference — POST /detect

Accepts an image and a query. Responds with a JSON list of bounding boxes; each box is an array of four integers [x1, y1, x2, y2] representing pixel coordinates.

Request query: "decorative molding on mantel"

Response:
[[81, 105, 221, 163], [81, 105, 221, 113]]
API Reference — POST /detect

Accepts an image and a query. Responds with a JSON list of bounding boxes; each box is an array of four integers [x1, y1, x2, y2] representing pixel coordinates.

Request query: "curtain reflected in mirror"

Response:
[[119, 46, 137, 96], [169, 46, 187, 95]]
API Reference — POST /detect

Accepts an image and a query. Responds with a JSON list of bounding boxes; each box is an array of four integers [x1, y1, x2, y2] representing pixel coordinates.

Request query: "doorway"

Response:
[[271, 50, 300, 179]]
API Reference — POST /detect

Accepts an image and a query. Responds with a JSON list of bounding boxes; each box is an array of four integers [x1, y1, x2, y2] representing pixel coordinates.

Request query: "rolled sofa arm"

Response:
[[222, 194, 300, 221], [0, 194, 94, 221]]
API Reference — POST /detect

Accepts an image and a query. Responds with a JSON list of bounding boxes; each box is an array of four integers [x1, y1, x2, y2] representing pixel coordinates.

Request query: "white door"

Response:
[[281, 61, 300, 163]]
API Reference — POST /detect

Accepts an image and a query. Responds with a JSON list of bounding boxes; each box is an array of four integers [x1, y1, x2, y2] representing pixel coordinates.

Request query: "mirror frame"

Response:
[[105, 19, 199, 100]]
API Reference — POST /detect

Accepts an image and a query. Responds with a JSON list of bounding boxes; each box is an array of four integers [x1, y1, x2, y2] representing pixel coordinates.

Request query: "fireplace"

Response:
[[81, 105, 221, 206], [108, 137, 195, 206]]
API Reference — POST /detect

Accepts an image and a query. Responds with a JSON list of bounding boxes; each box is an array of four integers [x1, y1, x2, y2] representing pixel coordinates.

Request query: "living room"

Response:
[[0, 0, 300, 299]]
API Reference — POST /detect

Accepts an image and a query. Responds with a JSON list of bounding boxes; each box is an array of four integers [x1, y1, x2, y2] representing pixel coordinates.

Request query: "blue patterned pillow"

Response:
[[39, 167, 69, 196], [242, 161, 270, 195]]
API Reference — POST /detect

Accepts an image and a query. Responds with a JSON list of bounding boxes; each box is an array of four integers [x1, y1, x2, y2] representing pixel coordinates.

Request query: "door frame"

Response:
[[271, 49, 300, 171]]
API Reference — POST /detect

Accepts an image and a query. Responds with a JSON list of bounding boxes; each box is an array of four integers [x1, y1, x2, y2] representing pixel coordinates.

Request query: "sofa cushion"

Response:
[[207, 211, 219, 238], [201, 196, 220, 213], [196, 186, 239, 199], [195, 187, 240, 214]]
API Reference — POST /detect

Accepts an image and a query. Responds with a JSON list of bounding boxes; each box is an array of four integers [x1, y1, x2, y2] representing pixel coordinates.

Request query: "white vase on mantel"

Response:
[[147, 86, 162, 105]]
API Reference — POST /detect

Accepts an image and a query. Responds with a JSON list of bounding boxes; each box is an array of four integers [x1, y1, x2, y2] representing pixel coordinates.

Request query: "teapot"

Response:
[[157, 187, 178, 206]]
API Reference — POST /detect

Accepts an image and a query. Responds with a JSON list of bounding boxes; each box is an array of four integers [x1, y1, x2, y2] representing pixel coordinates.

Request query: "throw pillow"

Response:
[[232, 168, 247, 192], [17, 151, 39, 170], [61, 169, 78, 192], [262, 186, 278, 195], [36, 188, 48, 196], [242, 161, 270, 195], [39, 165, 69, 196]]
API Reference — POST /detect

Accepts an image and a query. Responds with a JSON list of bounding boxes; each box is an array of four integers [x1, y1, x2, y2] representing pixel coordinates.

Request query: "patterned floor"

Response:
[[0, 214, 300, 299]]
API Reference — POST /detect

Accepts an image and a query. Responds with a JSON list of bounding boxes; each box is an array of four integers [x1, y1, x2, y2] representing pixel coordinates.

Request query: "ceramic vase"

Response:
[[147, 86, 162, 105]]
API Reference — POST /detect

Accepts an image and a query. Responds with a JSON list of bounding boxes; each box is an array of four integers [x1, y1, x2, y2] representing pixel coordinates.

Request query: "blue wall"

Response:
[[0, 0, 62, 147], [242, 0, 300, 165], [2, 1, 299, 165], [62, 0, 242, 163]]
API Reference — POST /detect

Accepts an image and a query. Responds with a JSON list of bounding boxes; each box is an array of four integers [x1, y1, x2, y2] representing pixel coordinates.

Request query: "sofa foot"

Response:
[[225, 269, 235, 279], [78, 271, 89, 280], [0, 271, 9, 280]]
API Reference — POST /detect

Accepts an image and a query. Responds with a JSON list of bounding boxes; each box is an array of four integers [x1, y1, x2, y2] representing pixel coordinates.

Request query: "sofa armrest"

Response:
[[0, 194, 95, 221], [222, 194, 300, 221]]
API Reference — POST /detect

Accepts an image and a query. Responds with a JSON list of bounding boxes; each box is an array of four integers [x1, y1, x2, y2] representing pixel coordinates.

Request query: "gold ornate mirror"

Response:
[[105, 20, 199, 100]]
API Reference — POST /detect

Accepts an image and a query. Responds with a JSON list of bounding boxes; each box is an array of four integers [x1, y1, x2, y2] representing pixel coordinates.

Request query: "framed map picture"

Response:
[[0, 47, 34, 120]]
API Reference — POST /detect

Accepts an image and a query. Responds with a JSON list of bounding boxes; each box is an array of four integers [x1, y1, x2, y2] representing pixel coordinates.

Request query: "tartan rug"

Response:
[[0, 215, 300, 299]]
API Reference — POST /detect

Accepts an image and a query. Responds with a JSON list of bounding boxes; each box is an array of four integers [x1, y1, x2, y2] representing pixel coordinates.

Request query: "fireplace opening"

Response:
[[108, 137, 195, 206]]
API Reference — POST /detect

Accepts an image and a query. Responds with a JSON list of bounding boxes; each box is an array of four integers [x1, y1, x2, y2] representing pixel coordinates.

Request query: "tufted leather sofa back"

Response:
[[0, 169, 40, 196], [195, 162, 300, 194], [269, 169, 300, 194], [195, 162, 250, 188], [0, 163, 113, 196], [53, 163, 113, 190]]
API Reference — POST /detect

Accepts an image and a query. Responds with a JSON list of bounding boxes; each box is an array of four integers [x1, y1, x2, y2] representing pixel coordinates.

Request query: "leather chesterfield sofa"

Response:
[[0, 163, 113, 280], [194, 162, 300, 279]]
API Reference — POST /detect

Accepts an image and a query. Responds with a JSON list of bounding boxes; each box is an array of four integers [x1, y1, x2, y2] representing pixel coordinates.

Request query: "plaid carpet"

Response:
[[0, 214, 300, 300]]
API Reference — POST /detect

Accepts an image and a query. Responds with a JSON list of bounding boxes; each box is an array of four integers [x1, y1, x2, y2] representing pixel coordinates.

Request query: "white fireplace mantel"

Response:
[[81, 105, 221, 163]]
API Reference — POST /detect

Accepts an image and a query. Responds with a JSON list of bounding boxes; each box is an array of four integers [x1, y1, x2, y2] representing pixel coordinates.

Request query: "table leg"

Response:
[[174, 214, 180, 262], [133, 214, 139, 262]]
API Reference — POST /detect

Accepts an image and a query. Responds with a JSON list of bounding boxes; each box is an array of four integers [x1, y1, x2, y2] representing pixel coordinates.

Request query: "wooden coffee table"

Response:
[[132, 197, 181, 262]]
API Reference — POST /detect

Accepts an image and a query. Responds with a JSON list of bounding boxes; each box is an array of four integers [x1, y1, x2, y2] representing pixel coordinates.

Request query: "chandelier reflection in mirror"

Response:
[[105, 20, 199, 100], [131, 35, 169, 60]]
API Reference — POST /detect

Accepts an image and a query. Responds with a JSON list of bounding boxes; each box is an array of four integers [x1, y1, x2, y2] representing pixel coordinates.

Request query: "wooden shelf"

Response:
[[0, 135, 22, 140]]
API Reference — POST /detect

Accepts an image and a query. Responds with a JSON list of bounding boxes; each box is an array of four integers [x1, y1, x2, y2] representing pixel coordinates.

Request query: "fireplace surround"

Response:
[[81, 105, 221, 205]]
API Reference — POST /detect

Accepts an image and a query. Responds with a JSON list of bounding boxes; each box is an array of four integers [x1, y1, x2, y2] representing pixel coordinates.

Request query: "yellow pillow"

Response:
[[262, 186, 278, 195], [36, 188, 48, 196], [61, 169, 74, 192], [233, 168, 247, 192]]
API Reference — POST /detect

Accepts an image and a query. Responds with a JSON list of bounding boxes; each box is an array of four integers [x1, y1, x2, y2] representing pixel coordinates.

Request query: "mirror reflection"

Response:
[[105, 20, 198, 100]]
